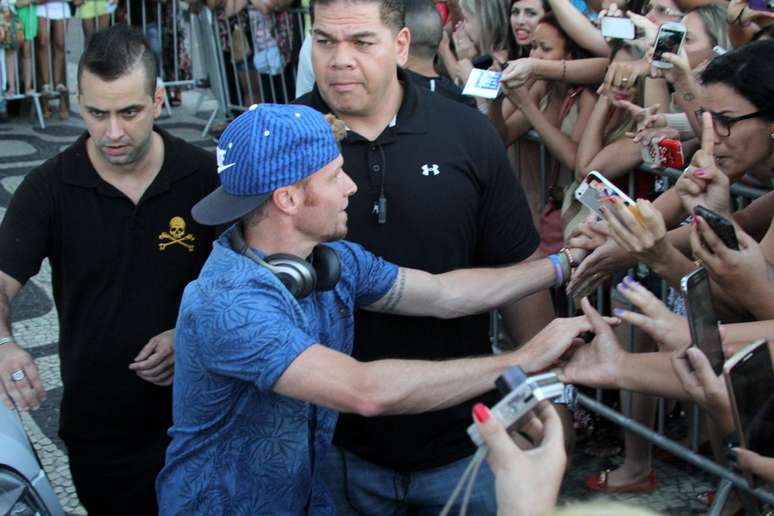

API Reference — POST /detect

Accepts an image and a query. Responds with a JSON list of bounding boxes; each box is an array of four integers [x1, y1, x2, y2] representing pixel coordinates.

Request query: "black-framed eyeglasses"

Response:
[[695, 108, 769, 137]]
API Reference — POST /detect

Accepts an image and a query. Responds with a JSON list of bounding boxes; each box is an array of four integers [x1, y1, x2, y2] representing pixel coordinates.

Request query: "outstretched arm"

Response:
[[274, 314, 603, 416], [363, 249, 575, 320]]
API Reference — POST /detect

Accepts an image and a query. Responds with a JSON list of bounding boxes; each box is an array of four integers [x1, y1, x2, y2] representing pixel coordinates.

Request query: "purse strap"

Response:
[[546, 86, 582, 189]]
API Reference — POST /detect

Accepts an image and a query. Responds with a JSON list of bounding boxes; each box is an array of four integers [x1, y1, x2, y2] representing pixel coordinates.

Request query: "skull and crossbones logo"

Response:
[[158, 216, 195, 252]]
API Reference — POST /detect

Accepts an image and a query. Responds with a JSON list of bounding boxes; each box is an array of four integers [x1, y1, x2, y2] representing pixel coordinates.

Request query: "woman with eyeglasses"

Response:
[[571, 40, 774, 318]]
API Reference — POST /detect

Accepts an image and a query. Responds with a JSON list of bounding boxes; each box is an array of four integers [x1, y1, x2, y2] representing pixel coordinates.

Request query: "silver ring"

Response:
[[11, 369, 25, 382]]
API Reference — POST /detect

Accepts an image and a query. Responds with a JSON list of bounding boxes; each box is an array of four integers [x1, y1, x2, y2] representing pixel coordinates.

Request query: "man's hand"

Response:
[[514, 311, 620, 374], [560, 298, 625, 389], [129, 329, 176, 386], [473, 401, 566, 516], [675, 112, 732, 216], [0, 342, 46, 411], [671, 347, 734, 434]]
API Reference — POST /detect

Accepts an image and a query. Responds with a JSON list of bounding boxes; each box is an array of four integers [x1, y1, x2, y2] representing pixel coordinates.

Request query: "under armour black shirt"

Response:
[[297, 70, 540, 471]]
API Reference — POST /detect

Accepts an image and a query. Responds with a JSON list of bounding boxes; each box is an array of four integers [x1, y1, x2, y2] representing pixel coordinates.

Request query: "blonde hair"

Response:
[[324, 113, 347, 143], [458, 0, 511, 54], [689, 4, 731, 51]]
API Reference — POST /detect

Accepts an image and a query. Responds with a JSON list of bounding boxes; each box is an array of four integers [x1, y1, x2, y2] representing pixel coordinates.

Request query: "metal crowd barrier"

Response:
[[493, 130, 770, 514], [0, 0, 212, 128], [197, 5, 306, 136], [578, 394, 774, 513]]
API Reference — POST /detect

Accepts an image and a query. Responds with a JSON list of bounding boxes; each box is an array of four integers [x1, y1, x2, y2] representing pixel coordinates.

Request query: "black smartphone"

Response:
[[680, 267, 725, 374], [724, 340, 774, 463], [694, 205, 739, 251]]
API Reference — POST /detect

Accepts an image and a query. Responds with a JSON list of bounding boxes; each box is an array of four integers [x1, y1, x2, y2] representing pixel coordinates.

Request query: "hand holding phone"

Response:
[[724, 339, 774, 472], [671, 346, 734, 432], [574, 171, 644, 224], [680, 267, 724, 375], [652, 22, 687, 69], [601, 17, 636, 39], [693, 205, 739, 251]]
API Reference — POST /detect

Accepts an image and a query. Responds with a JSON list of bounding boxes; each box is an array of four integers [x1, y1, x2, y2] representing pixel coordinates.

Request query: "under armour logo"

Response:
[[421, 164, 440, 176], [217, 142, 235, 174]]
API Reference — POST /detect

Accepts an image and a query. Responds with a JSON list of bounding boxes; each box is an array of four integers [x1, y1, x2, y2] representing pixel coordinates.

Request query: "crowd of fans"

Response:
[[417, 0, 774, 512], [0, 0, 772, 513]]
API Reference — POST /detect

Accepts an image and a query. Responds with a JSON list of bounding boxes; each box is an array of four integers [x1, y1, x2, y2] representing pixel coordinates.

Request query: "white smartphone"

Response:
[[574, 170, 644, 224], [652, 22, 686, 69], [601, 17, 636, 39]]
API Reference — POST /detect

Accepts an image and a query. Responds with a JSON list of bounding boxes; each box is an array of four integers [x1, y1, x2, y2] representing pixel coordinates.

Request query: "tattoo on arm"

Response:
[[383, 268, 406, 313], [374, 268, 406, 313], [682, 92, 695, 102]]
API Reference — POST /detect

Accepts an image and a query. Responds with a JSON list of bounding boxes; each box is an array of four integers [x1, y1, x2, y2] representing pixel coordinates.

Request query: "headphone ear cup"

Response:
[[312, 245, 341, 292], [264, 254, 317, 299]]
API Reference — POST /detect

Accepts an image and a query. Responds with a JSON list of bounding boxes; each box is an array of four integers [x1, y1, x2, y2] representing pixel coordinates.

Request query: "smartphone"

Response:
[[748, 0, 774, 12], [601, 17, 636, 39], [574, 171, 644, 224], [652, 22, 687, 69], [641, 138, 685, 169], [724, 339, 774, 464], [681, 267, 725, 374], [694, 205, 739, 251]]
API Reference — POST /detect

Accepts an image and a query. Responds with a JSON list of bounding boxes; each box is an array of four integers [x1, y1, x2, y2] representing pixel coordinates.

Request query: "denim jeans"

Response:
[[319, 445, 497, 516]]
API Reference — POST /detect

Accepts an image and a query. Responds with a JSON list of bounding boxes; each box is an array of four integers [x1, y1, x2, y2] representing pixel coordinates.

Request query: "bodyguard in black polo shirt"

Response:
[[0, 26, 218, 515], [297, 0, 558, 513]]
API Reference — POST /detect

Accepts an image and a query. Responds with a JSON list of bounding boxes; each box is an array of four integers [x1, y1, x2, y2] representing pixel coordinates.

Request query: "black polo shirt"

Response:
[[296, 70, 539, 470], [404, 69, 477, 109], [0, 128, 219, 443]]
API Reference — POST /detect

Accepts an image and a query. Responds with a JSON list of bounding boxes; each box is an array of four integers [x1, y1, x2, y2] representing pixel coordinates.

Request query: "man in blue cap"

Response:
[[156, 104, 596, 515]]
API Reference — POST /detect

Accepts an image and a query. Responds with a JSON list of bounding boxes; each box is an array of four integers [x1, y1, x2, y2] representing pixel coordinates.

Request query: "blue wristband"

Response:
[[548, 254, 564, 288]]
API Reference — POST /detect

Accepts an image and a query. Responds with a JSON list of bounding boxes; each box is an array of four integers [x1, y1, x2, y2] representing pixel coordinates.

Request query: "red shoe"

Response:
[[585, 469, 657, 493]]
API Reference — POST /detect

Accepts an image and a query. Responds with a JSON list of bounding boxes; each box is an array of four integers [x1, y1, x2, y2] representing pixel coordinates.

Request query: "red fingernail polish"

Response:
[[473, 403, 491, 423], [695, 168, 705, 177]]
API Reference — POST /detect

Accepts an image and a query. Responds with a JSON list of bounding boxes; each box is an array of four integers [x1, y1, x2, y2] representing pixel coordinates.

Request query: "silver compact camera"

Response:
[[467, 368, 566, 447]]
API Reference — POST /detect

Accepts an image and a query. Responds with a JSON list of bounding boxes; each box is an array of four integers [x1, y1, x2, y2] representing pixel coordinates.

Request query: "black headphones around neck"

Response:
[[230, 224, 341, 299]]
